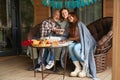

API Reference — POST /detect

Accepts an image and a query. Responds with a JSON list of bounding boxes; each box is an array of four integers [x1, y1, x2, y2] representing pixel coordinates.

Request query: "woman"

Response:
[[66, 12, 85, 77], [54, 8, 69, 67], [59, 8, 69, 30], [65, 12, 98, 80]]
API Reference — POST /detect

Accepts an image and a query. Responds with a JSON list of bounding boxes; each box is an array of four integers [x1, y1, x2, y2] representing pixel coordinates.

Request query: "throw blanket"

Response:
[[78, 21, 98, 79]]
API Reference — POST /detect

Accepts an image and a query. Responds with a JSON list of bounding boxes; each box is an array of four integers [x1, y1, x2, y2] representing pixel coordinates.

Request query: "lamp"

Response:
[[42, 0, 97, 9]]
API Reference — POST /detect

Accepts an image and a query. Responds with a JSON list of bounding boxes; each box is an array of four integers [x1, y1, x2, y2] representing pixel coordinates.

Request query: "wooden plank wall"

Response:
[[33, 0, 50, 26], [103, 0, 113, 67], [103, 0, 113, 17]]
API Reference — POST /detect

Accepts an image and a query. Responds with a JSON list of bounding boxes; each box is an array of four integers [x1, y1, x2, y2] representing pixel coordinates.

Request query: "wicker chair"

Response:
[[87, 17, 113, 73]]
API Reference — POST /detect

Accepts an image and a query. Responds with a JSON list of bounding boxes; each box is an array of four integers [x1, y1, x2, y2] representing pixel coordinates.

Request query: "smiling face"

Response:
[[68, 14, 74, 22], [67, 12, 79, 23], [61, 9, 69, 19], [53, 10, 60, 22]]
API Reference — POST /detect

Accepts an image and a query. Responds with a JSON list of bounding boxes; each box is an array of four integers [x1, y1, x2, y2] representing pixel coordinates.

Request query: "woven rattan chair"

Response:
[[87, 17, 113, 73]]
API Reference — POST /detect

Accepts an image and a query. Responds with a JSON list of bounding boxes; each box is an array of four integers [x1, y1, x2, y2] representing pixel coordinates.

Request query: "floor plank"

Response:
[[0, 55, 111, 80]]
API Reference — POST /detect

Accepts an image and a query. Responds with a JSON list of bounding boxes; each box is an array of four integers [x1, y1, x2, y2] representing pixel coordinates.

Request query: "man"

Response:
[[28, 10, 61, 71]]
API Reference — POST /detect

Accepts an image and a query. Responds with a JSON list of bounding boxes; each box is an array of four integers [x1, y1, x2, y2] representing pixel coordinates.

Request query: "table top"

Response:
[[31, 41, 73, 48]]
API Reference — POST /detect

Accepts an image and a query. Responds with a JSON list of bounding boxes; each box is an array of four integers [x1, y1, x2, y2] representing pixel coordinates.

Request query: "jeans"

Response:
[[43, 48, 54, 65], [68, 42, 83, 62]]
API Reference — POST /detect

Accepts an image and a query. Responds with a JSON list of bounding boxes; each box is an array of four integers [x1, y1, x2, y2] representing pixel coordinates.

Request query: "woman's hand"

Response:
[[59, 39, 69, 43]]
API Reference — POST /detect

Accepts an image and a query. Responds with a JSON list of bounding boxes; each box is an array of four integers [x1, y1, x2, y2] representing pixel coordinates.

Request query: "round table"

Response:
[[31, 43, 72, 80]]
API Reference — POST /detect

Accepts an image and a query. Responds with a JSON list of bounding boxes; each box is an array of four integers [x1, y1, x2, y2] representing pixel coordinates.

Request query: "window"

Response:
[[78, 0, 102, 25]]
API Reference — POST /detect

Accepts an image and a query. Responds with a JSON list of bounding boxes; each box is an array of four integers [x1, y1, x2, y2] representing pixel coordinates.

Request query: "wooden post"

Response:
[[112, 0, 120, 80]]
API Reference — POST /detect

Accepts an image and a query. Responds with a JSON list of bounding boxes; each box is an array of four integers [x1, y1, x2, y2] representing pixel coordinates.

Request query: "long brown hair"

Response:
[[69, 12, 79, 24], [68, 12, 79, 35]]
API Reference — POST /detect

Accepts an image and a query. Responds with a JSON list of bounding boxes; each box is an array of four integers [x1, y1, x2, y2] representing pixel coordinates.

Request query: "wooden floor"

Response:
[[0, 55, 112, 80]]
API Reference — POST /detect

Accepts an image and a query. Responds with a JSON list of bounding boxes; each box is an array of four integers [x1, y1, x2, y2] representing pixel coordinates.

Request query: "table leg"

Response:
[[31, 47, 36, 77], [63, 47, 68, 80], [39, 48, 44, 80], [53, 48, 56, 72]]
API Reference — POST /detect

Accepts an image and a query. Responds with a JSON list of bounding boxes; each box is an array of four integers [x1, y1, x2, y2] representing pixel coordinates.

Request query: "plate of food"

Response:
[[40, 36, 66, 42], [58, 41, 73, 47], [31, 39, 52, 47]]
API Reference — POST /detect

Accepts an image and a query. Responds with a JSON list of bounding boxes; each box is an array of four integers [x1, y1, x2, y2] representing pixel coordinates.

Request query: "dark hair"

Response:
[[60, 8, 69, 21], [68, 12, 79, 34], [69, 12, 79, 23]]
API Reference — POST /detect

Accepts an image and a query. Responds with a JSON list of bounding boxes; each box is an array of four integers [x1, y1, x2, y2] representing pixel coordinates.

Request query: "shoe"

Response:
[[69, 61, 81, 77], [35, 64, 46, 72], [78, 70, 86, 78], [45, 61, 54, 69], [27, 66, 34, 71], [70, 68, 81, 77], [27, 64, 40, 71]]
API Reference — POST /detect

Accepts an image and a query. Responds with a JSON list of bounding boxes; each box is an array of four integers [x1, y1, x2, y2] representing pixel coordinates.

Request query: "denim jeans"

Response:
[[43, 48, 54, 65], [68, 42, 83, 62]]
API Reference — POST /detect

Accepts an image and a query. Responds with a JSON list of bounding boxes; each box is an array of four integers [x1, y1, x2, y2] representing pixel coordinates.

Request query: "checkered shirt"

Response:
[[40, 18, 56, 37]]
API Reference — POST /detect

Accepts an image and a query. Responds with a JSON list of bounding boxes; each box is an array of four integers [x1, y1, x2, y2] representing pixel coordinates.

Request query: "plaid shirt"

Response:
[[40, 18, 56, 37]]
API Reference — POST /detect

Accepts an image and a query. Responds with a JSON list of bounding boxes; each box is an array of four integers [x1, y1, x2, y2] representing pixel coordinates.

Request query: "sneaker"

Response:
[[45, 61, 54, 69], [35, 64, 46, 72], [27, 64, 40, 71]]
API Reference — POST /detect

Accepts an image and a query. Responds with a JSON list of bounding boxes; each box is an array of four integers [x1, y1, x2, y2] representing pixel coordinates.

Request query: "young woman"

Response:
[[66, 12, 84, 77], [54, 8, 69, 68], [65, 12, 98, 80], [59, 8, 69, 29]]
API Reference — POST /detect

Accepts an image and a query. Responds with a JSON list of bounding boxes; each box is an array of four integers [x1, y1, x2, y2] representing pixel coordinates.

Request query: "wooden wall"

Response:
[[103, 0, 113, 67], [33, 0, 50, 26], [102, 0, 120, 79], [33, 0, 114, 24], [103, 0, 113, 17]]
